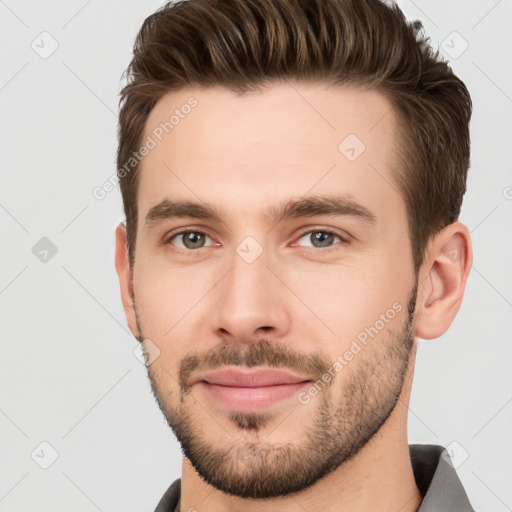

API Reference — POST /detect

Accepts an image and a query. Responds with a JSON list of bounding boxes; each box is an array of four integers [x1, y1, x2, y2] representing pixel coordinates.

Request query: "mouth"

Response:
[[193, 367, 313, 412]]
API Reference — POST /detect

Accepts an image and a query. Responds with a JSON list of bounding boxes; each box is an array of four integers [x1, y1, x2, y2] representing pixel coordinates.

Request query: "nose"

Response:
[[210, 247, 292, 343]]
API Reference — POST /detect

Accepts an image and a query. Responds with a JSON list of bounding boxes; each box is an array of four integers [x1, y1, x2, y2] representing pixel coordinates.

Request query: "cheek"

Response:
[[133, 261, 206, 339], [288, 266, 405, 347], [282, 240, 412, 350]]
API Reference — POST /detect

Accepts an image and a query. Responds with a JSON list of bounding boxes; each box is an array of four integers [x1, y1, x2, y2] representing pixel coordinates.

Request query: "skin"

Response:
[[115, 82, 472, 512]]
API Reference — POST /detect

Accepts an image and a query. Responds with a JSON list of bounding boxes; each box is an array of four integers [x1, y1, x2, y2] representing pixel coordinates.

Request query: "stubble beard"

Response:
[[137, 279, 418, 499]]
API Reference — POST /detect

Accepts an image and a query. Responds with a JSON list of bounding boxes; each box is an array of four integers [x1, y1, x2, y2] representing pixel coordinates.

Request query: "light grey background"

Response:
[[1, 1, 511, 511]]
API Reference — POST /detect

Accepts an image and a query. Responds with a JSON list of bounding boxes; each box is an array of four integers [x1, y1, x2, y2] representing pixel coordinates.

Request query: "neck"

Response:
[[180, 345, 421, 512]]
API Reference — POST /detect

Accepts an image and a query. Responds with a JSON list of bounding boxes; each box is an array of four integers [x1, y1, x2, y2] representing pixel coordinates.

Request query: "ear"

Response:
[[114, 222, 140, 340], [415, 221, 473, 340]]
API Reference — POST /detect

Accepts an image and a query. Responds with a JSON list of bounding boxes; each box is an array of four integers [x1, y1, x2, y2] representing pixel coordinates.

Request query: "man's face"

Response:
[[130, 83, 418, 498]]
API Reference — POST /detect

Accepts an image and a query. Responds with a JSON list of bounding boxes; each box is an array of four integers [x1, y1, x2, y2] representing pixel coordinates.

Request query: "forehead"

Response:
[[137, 82, 403, 224]]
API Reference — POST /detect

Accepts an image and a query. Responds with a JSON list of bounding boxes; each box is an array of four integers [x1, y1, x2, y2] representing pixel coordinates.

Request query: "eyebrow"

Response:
[[143, 194, 377, 229]]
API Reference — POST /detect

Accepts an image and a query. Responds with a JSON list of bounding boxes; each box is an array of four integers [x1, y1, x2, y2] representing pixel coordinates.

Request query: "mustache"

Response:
[[179, 339, 331, 393]]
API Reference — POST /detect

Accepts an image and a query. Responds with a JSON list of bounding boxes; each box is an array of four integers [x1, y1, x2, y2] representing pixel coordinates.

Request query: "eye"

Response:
[[167, 230, 215, 250], [295, 229, 347, 249]]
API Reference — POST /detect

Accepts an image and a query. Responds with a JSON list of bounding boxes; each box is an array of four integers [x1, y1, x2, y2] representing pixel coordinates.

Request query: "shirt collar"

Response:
[[411, 444, 474, 511]]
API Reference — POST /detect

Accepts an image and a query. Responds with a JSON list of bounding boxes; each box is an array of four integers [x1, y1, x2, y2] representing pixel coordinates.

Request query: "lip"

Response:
[[193, 367, 312, 387], [193, 368, 313, 412]]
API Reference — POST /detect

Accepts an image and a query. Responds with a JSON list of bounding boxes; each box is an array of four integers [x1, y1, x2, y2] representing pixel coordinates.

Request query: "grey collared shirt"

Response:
[[154, 444, 474, 512]]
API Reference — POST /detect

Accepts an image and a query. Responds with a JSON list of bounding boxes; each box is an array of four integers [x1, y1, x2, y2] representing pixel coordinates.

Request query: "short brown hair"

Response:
[[117, 0, 472, 272]]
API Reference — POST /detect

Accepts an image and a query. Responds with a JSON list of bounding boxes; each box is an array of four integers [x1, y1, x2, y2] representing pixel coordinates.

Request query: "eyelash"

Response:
[[165, 228, 350, 253]]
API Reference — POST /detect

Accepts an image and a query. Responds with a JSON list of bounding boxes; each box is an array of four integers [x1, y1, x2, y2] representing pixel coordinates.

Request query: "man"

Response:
[[114, 0, 475, 510]]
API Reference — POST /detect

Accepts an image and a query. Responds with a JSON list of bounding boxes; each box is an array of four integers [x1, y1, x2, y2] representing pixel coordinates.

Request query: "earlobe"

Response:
[[415, 222, 473, 340], [114, 223, 140, 339]]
